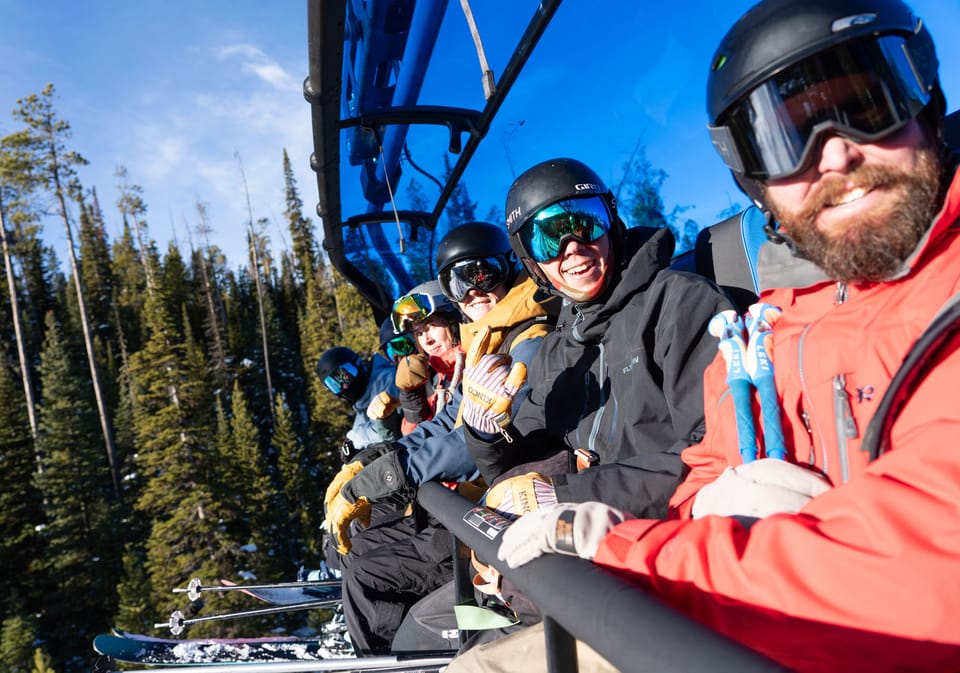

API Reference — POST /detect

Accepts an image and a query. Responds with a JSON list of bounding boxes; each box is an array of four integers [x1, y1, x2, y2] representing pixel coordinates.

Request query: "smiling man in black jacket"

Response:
[[462, 157, 733, 520]]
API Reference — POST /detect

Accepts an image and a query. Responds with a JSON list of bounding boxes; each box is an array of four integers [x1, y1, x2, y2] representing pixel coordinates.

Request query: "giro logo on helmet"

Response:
[[832, 13, 878, 32], [574, 183, 600, 191]]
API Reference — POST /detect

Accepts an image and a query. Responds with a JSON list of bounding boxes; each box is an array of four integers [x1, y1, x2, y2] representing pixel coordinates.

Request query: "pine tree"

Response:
[[282, 149, 317, 287], [0, 609, 37, 673], [113, 544, 156, 634], [35, 313, 120, 665], [0, 361, 44, 620], [442, 153, 477, 227], [617, 136, 698, 252], [191, 202, 230, 390], [31, 648, 56, 673], [0, 128, 41, 446], [273, 394, 323, 562], [14, 83, 120, 497]]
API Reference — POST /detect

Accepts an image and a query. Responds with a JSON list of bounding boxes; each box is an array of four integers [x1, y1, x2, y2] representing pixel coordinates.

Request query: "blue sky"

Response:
[[2, 1, 958, 269]]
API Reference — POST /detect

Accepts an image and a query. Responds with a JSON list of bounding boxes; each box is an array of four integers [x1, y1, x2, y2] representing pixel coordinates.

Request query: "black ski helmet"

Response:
[[504, 158, 624, 292], [435, 221, 517, 301], [707, 0, 942, 204], [316, 346, 368, 404]]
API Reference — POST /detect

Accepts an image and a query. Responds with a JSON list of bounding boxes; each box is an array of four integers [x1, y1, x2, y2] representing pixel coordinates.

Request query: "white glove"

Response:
[[497, 502, 634, 568], [691, 458, 832, 520]]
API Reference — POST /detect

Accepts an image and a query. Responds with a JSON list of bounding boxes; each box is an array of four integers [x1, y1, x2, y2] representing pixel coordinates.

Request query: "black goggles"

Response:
[[439, 256, 510, 302], [323, 361, 359, 396], [709, 35, 932, 181], [517, 195, 612, 263]]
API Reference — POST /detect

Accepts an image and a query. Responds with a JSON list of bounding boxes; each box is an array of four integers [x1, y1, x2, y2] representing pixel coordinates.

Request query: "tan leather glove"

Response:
[[366, 390, 400, 419], [325, 492, 372, 555], [323, 461, 364, 514], [483, 472, 557, 519], [395, 354, 431, 390]]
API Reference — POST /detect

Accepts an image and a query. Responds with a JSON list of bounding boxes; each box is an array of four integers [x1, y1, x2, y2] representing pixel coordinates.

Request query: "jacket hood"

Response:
[[564, 226, 675, 343]]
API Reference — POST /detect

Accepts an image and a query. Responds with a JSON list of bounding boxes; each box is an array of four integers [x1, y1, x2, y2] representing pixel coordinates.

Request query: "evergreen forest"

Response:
[[0, 84, 382, 673]]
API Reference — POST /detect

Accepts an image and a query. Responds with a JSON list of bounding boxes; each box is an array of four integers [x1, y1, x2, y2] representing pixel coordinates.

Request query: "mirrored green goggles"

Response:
[[517, 195, 612, 263]]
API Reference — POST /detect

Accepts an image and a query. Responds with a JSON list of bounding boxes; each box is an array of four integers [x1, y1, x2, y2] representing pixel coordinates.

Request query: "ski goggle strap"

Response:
[[323, 361, 360, 396], [516, 195, 612, 263], [384, 334, 417, 363], [440, 256, 510, 302], [709, 35, 933, 181], [391, 292, 437, 334]]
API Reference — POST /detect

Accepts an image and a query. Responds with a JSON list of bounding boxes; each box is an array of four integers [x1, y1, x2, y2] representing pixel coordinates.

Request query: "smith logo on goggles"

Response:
[[709, 34, 933, 180], [440, 256, 510, 303], [517, 195, 612, 263]]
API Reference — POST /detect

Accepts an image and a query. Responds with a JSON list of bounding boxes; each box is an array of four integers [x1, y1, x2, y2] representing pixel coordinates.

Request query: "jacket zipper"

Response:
[[800, 410, 816, 466], [833, 373, 858, 483], [831, 282, 856, 483], [587, 341, 607, 453]]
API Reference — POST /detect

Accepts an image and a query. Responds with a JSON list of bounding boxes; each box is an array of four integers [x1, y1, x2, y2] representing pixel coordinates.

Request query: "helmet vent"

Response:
[[831, 13, 877, 33]]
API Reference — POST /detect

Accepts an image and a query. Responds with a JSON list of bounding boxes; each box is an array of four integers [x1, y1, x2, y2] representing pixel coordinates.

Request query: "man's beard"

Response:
[[767, 148, 941, 284]]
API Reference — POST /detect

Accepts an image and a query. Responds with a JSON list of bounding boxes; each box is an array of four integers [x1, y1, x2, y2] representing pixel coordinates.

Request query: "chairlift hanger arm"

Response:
[[341, 105, 483, 157]]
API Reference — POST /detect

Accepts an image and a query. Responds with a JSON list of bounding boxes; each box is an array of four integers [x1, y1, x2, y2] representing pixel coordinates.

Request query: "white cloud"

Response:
[[217, 42, 298, 91]]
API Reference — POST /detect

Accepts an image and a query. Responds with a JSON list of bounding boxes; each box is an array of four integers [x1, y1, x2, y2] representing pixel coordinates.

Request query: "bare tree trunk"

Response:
[[237, 154, 275, 423], [0, 196, 41, 471], [55, 187, 120, 498], [192, 203, 227, 384]]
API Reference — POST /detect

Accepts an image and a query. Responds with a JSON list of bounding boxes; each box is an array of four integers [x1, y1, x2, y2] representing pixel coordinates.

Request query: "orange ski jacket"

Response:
[[593, 169, 960, 672]]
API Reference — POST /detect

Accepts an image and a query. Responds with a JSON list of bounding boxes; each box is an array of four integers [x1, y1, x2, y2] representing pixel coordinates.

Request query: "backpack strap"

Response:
[[861, 292, 960, 460], [496, 314, 556, 355]]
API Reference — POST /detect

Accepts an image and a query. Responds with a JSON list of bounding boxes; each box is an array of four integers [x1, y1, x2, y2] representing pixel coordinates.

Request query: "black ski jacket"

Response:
[[465, 226, 733, 517]]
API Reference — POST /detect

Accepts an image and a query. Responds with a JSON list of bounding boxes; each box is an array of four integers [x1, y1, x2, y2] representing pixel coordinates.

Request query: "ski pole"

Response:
[[708, 310, 757, 463], [156, 599, 342, 636], [745, 303, 786, 460], [174, 577, 341, 602]]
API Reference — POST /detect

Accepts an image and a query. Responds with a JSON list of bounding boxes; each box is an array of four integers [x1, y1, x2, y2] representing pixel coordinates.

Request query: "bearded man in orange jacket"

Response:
[[449, 0, 960, 671]]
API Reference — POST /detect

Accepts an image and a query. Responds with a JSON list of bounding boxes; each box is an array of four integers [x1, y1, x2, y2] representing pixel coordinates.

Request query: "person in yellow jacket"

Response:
[[323, 221, 558, 655]]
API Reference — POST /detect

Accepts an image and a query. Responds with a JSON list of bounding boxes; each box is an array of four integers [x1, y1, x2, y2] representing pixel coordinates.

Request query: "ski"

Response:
[[94, 633, 454, 671], [94, 653, 454, 672], [218, 579, 342, 606], [93, 633, 331, 665]]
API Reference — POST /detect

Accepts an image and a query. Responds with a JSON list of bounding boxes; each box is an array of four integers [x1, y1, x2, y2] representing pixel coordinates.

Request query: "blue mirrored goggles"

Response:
[[323, 361, 360, 396], [384, 334, 417, 363], [516, 195, 612, 263], [709, 35, 933, 181], [439, 256, 510, 302]]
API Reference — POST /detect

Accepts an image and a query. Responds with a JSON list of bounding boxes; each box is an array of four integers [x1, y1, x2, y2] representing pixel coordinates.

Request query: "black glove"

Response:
[[351, 442, 396, 467], [341, 450, 414, 504]]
